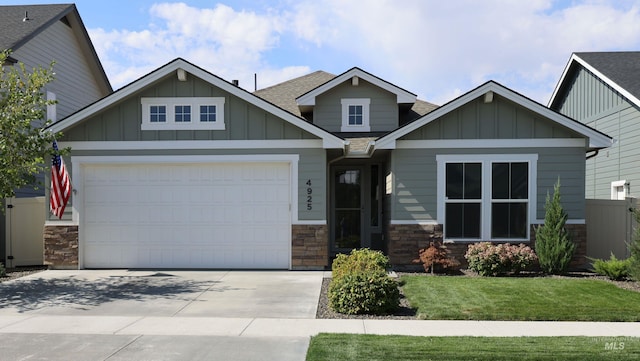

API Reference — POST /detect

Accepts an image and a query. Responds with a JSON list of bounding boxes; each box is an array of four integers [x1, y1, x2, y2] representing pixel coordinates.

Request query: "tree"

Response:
[[0, 50, 58, 198], [535, 179, 575, 274]]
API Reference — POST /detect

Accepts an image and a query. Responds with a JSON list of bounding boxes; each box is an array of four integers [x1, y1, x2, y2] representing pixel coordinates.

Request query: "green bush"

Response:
[[628, 209, 640, 281], [331, 248, 390, 279], [328, 271, 400, 315], [464, 242, 538, 276], [535, 180, 575, 275], [0, 263, 5, 277], [591, 253, 631, 280]]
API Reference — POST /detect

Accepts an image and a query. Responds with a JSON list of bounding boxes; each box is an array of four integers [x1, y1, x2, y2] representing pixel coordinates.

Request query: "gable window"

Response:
[[341, 98, 370, 132], [141, 97, 225, 130], [175, 105, 191, 122], [437, 154, 537, 241]]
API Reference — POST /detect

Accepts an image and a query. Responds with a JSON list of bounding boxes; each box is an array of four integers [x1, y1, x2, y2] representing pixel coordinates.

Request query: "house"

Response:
[[1, 4, 112, 266], [549, 52, 640, 200], [44, 58, 613, 270]]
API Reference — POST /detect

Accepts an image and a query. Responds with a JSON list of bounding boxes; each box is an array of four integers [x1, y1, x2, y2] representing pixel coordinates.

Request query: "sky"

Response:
[[4, 0, 640, 105]]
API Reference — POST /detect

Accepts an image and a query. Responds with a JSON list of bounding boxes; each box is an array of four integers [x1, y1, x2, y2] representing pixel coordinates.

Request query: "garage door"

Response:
[[82, 162, 291, 269]]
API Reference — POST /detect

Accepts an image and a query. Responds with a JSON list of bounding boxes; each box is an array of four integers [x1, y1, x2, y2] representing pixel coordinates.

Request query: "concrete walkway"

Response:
[[1, 270, 640, 360]]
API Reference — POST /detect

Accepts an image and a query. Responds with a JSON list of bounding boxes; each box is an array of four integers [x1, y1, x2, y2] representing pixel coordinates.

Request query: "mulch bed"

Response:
[[0, 266, 47, 284]]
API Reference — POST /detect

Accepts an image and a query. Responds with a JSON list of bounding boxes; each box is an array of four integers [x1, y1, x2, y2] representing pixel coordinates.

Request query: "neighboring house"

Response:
[[44, 58, 612, 270], [549, 52, 640, 200], [1, 4, 112, 266]]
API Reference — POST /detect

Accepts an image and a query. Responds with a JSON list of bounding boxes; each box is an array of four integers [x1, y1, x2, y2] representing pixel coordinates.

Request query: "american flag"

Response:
[[50, 140, 71, 219]]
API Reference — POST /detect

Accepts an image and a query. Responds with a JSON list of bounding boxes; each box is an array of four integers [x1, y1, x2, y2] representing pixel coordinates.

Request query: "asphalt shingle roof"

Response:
[[0, 4, 74, 53], [576, 51, 640, 101]]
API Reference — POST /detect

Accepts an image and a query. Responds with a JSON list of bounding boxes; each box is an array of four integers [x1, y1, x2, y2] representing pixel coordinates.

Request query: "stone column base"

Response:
[[43, 225, 79, 269], [291, 224, 328, 270]]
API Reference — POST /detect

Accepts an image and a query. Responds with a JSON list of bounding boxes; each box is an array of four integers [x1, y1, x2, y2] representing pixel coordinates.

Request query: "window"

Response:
[[611, 180, 629, 200], [437, 154, 537, 241], [150, 105, 166, 123], [200, 105, 217, 122], [174, 105, 191, 122], [141, 97, 225, 130], [341, 98, 370, 131]]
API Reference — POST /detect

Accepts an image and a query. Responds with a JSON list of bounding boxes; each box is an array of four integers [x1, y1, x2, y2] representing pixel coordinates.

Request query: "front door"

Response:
[[332, 167, 364, 250]]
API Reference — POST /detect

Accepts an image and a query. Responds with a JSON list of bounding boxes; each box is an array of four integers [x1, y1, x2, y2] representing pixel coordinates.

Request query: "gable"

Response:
[[402, 93, 582, 141], [62, 71, 322, 142], [551, 65, 628, 122]]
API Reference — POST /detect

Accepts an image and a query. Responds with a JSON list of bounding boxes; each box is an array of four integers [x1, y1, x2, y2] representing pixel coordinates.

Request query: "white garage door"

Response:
[[82, 162, 291, 269]]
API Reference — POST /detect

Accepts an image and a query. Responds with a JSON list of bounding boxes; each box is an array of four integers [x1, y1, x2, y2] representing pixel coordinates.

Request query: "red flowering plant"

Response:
[[465, 242, 537, 276]]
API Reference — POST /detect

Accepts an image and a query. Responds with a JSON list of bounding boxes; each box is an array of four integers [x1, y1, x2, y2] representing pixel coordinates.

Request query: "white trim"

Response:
[[141, 97, 225, 130], [390, 220, 439, 225], [341, 98, 371, 132], [296, 67, 416, 106], [72, 154, 300, 269], [49, 59, 344, 149], [59, 139, 324, 151], [531, 219, 586, 225], [293, 220, 327, 225], [375, 81, 613, 150], [395, 138, 587, 149], [44, 221, 78, 227], [436, 154, 538, 241]]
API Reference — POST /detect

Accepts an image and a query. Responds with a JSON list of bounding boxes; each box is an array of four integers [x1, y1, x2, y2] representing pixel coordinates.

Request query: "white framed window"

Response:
[[611, 180, 629, 200], [341, 98, 370, 132], [436, 154, 538, 242], [141, 97, 225, 130]]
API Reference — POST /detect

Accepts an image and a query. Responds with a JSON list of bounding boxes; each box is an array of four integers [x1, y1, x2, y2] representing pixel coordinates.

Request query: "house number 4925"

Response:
[[306, 179, 313, 210]]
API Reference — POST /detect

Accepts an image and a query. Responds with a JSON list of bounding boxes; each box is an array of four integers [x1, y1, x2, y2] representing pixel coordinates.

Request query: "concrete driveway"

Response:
[[0, 270, 323, 318], [0, 270, 325, 361]]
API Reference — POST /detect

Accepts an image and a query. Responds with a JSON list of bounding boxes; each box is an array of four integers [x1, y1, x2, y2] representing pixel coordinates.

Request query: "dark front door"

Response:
[[332, 167, 364, 250]]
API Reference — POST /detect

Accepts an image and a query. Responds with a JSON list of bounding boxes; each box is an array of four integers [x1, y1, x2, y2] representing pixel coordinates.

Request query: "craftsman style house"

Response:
[[44, 58, 612, 269]]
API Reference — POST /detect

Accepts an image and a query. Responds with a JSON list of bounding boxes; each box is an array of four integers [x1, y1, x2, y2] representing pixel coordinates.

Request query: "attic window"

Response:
[[341, 98, 370, 132], [141, 97, 225, 130]]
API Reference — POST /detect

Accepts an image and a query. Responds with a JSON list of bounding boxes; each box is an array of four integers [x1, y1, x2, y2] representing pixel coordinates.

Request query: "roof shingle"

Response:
[[575, 51, 640, 101], [0, 4, 74, 53]]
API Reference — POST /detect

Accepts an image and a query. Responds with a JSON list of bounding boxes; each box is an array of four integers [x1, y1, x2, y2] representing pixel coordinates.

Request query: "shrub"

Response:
[[591, 253, 631, 280], [414, 241, 460, 274], [0, 263, 5, 277], [535, 180, 575, 275], [328, 271, 400, 315], [628, 208, 640, 281], [331, 248, 390, 279], [465, 242, 538, 276]]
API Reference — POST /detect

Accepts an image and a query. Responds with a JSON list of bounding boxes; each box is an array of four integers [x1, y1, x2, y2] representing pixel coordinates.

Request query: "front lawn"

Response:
[[306, 334, 640, 361], [400, 275, 640, 321]]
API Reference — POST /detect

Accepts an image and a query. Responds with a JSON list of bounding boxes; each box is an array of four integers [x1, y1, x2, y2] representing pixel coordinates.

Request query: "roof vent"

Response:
[[232, 79, 239, 87], [352, 76, 359, 86], [23, 11, 30, 22]]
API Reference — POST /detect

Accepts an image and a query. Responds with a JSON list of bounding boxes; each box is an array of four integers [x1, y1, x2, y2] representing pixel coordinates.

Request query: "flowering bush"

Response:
[[465, 242, 538, 276]]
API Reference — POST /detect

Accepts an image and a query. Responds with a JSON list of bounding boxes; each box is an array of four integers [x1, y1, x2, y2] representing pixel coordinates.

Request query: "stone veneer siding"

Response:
[[387, 223, 588, 270], [291, 224, 328, 270], [43, 225, 79, 269]]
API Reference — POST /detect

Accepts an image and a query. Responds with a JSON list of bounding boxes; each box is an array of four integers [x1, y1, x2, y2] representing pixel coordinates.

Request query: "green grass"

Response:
[[400, 276, 640, 321], [306, 334, 640, 361]]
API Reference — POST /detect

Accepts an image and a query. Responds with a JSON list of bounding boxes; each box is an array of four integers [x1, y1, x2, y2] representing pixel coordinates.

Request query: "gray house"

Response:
[[1, 3, 112, 266], [44, 58, 612, 270], [549, 52, 640, 200]]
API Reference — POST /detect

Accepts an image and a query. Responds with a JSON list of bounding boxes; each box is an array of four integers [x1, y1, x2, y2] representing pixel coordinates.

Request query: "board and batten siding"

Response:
[[62, 74, 319, 142], [402, 95, 581, 140], [46, 148, 327, 223], [390, 147, 587, 222], [312, 79, 399, 133], [12, 19, 105, 120], [553, 66, 640, 199]]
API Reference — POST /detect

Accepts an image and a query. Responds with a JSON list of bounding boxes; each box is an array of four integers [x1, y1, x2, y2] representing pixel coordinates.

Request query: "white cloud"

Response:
[[89, 0, 640, 105]]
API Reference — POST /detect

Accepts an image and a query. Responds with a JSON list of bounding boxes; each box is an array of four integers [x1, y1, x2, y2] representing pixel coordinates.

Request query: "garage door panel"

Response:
[[83, 162, 291, 269]]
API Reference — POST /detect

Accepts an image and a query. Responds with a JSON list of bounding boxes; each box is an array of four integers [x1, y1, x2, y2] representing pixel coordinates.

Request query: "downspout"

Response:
[[586, 149, 599, 160]]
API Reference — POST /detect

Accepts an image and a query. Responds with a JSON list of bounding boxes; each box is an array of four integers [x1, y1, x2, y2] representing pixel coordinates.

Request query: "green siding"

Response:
[[553, 66, 640, 199], [404, 95, 580, 140], [313, 79, 399, 132], [390, 147, 586, 221], [62, 75, 319, 142], [47, 148, 327, 222]]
